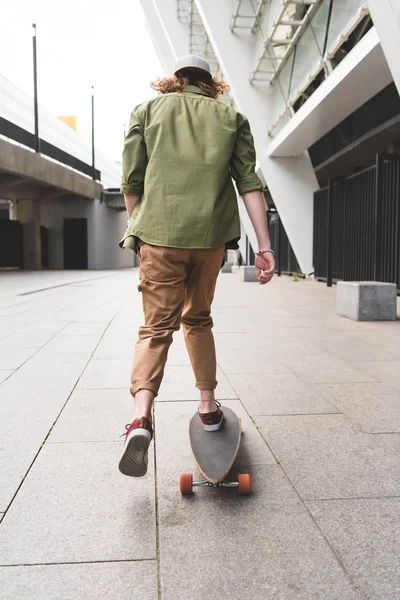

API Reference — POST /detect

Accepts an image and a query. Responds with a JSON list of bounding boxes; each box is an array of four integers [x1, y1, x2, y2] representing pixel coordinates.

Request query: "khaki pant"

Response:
[[131, 244, 225, 397]]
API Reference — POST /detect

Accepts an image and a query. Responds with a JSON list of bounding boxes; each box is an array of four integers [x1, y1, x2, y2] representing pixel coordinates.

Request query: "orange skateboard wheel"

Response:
[[238, 473, 251, 495], [180, 473, 193, 495]]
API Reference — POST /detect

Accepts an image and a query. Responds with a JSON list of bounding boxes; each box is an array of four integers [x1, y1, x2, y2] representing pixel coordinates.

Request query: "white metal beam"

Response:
[[139, 0, 176, 73], [151, 0, 190, 60], [367, 0, 400, 96]]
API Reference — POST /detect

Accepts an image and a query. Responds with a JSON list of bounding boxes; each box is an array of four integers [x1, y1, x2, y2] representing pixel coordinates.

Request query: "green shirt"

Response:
[[119, 85, 263, 251]]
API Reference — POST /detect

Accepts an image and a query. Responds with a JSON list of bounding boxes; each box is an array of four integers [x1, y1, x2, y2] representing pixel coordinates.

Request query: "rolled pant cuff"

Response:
[[196, 380, 218, 390], [130, 382, 160, 398]]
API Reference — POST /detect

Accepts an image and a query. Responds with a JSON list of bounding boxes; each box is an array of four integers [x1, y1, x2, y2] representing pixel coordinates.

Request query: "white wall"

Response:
[[367, 0, 400, 96], [41, 198, 135, 270]]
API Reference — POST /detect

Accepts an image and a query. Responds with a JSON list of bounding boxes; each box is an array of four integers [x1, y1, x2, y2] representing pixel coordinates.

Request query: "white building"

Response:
[[140, 0, 400, 288]]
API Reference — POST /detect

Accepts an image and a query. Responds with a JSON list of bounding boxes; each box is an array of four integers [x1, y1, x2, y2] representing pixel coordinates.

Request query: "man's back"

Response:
[[120, 84, 262, 251]]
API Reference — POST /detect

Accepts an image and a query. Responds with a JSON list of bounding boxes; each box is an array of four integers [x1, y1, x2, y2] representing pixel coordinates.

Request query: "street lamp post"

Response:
[[91, 86, 96, 180], [32, 23, 40, 153]]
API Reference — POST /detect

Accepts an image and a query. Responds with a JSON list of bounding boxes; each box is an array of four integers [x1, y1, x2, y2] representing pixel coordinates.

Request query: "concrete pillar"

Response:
[[195, 0, 318, 274], [367, 0, 400, 95], [14, 199, 41, 270]]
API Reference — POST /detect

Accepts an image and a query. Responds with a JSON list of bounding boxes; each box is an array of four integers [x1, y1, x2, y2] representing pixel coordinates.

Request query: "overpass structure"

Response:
[[139, 0, 400, 277], [0, 74, 131, 270]]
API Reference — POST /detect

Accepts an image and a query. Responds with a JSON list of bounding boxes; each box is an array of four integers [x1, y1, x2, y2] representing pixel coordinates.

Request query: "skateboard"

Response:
[[179, 406, 251, 495]]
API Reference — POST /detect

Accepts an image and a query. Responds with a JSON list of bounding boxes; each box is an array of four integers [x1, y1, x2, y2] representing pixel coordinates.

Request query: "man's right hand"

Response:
[[255, 252, 275, 285]]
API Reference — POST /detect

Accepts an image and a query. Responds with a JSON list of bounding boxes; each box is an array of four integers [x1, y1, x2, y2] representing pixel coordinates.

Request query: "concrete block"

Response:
[[241, 265, 257, 281], [337, 281, 397, 321], [221, 261, 232, 273]]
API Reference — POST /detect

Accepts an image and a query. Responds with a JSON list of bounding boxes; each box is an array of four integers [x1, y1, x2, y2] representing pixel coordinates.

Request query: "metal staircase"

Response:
[[250, 0, 323, 84]]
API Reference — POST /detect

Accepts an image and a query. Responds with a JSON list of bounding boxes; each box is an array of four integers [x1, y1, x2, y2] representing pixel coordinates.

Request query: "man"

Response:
[[118, 55, 275, 477]]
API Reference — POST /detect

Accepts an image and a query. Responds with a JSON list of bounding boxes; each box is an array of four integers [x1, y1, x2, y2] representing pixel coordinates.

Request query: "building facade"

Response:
[[0, 74, 134, 271], [140, 0, 400, 288]]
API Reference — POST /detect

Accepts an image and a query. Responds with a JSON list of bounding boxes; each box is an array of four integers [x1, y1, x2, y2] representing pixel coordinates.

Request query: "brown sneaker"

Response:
[[198, 400, 224, 432], [118, 417, 153, 477]]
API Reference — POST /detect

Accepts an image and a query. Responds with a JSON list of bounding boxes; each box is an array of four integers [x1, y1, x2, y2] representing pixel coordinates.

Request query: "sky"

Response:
[[0, 0, 163, 161]]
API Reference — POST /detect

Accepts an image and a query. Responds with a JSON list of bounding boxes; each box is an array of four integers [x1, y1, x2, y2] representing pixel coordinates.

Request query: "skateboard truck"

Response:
[[193, 480, 239, 489], [180, 473, 251, 495]]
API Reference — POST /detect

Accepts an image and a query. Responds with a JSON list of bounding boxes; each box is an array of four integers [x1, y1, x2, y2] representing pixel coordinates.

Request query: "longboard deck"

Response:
[[189, 406, 241, 483]]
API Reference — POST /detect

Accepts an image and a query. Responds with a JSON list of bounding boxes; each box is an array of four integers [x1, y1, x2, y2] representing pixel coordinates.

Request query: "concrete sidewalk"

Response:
[[0, 269, 400, 599]]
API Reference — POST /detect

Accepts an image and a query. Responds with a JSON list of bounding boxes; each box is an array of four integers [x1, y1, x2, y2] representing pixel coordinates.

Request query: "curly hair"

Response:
[[151, 72, 231, 100]]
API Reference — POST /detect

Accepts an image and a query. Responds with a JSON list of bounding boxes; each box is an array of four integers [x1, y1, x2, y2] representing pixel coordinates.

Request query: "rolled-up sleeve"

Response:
[[121, 106, 147, 195], [229, 112, 263, 196]]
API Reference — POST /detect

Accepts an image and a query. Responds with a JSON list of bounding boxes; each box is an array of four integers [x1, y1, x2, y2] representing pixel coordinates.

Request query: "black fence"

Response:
[[0, 219, 23, 268], [0, 116, 101, 181], [314, 152, 400, 290], [269, 213, 300, 276]]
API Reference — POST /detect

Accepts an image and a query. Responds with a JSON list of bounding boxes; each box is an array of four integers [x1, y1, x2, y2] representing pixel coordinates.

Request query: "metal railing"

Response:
[[0, 116, 101, 181], [269, 212, 300, 275], [313, 153, 400, 291]]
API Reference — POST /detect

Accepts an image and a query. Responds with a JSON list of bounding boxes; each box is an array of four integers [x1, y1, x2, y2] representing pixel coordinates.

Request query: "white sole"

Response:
[[118, 428, 152, 477], [202, 414, 224, 432]]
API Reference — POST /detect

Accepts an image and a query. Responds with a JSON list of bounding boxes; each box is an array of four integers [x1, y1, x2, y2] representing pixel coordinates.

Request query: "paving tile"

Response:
[[0, 561, 158, 600], [214, 332, 269, 352], [49, 389, 132, 443], [45, 334, 102, 354], [256, 414, 400, 500], [0, 348, 98, 511], [281, 327, 353, 343], [0, 347, 38, 369], [0, 370, 13, 384], [0, 317, 28, 340], [383, 346, 400, 358], [314, 382, 400, 433], [352, 329, 400, 347], [61, 322, 109, 336], [77, 358, 132, 389], [262, 336, 324, 356], [317, 340, 398, 362], [307, 498, 400, 600], [0, 350, 92, 424], [0, 331, 57, 349], [354, 361, 400, 389], [0, 442, 156, 563], [0, 421, 49, 512], [228, 373, 339, 416], [17, 320, 70, 333], [166, 343, 191, 366], [92, 337, 136, 360], [279, 354, 377, 384], [217, 348, 290, 374], [156, 366, 237, 401]]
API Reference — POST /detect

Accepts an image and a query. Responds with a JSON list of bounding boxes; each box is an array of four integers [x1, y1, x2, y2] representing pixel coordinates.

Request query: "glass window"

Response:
[[326, 0, 366, 55]]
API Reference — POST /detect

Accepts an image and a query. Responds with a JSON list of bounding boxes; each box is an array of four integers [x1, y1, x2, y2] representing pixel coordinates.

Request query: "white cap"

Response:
[[173, 54, 212, 79]]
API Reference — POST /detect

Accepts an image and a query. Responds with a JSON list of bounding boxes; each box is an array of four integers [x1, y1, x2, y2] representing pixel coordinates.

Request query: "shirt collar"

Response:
[[182, 85, 211, 97]]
